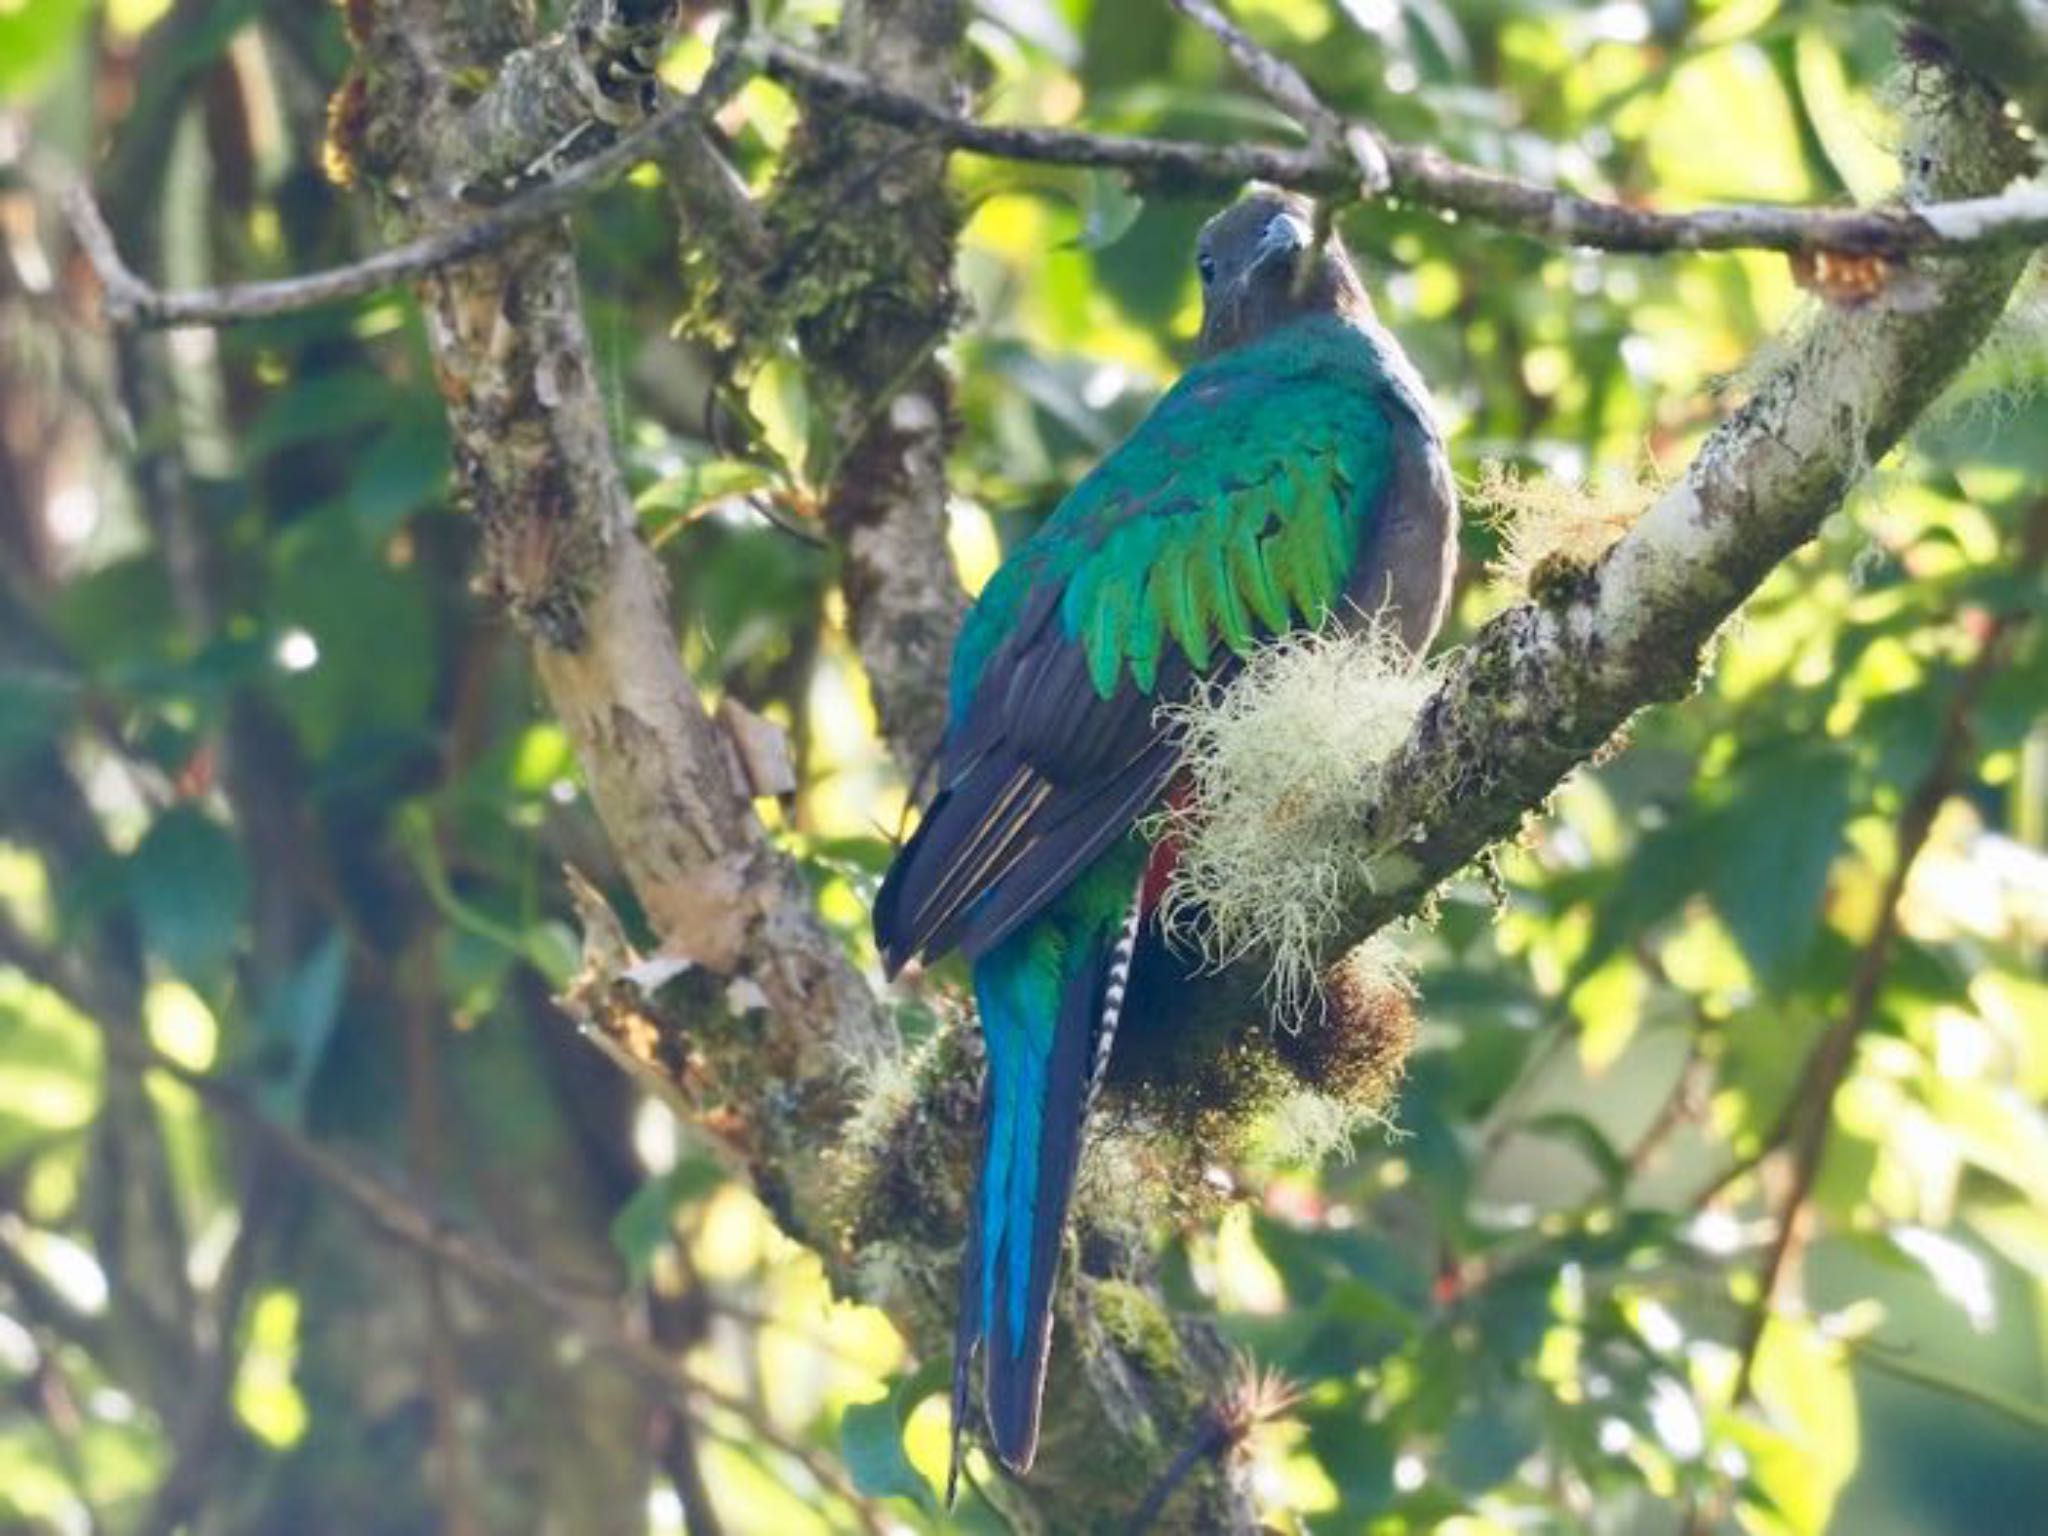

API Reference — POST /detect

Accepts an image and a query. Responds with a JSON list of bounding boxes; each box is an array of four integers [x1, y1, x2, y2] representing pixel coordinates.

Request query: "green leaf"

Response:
[[1303, 1402, 1395, 1516], [0, 0, 93, 97], [253, 932, 350, 1127], [127, 808, 248, 983], [1442, 1382, 1544, 1492], [1570, 806, 1723, 989], [244, 372, 401, 454], [346, 418, 451, 537], [839, 1364, 945, 1514], [635, 459, 776, 533], [1069, 171, 1144, 251], [608, 1158, 726, 1282], [48, 555, 181, 675], [0, 973, 101, 1166], [266, 507, 434, 754], [1705, 745, 1853, 983]]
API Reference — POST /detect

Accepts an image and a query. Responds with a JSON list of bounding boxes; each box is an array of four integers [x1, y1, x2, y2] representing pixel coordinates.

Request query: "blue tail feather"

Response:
[[951, 925, 1107, 1482]]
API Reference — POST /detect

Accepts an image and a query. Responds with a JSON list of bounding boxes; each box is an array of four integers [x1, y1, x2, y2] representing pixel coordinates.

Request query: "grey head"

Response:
[[1195, 190, 1371, 356]]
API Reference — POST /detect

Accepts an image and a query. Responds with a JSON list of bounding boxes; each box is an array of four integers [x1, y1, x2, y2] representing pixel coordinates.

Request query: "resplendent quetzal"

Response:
[[874, 190, 1457, 1481]]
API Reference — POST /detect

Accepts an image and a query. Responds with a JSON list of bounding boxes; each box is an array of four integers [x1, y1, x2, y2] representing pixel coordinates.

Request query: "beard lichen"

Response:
[[1155, 625, 1439, 1033], [1474, 459, 1661, 602]]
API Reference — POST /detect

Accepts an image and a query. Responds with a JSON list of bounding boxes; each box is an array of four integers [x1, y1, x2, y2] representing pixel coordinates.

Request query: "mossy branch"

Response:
[[1305, 48, 2037, 974]]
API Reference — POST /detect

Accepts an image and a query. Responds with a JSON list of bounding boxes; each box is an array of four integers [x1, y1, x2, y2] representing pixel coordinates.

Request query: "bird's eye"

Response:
[[1197, 254, 1217, 286]]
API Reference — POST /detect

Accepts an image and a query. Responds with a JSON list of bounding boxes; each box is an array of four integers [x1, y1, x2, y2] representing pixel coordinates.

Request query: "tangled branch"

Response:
[[44, 15, 2048, 333]]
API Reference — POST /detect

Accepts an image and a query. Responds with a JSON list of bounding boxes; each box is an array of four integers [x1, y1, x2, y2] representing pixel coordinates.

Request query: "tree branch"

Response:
[[45, 40, 754, 330], [1169, 0, 1389, 190], [772, 0, 970, 773], [39, 21, 2048, 337], [1322, 53, 2036, 961], [354, 6, 885, 1246], [759, 42, 2048, 255]]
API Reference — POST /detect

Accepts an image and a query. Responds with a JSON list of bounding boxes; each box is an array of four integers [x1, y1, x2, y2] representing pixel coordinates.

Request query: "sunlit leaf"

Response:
[[839, 1363, 945, 1514]]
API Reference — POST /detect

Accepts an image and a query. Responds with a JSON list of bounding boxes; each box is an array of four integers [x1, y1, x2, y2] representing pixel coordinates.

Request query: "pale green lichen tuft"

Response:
[[1156, 626, 1438, 1029], [1472, 459, 1660, 599], [1260, 1087, 1383, 1167]]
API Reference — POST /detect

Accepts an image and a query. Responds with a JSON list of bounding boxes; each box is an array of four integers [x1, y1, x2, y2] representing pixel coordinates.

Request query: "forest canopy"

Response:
[[1, 0, 2046, 1532]]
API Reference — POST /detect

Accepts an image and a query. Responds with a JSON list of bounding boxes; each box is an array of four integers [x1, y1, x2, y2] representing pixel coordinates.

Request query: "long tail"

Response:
[[950, 890, 1142, 1496]]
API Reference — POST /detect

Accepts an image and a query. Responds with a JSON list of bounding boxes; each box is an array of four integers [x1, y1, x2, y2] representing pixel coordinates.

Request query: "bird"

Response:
[[873, 189, 1458, 1489]]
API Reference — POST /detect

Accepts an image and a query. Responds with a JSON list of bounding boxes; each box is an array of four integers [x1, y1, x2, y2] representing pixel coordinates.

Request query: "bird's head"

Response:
[[1195, 190, 1369, 356]]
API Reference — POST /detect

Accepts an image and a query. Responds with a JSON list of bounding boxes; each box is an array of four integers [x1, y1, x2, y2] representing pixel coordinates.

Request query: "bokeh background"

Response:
[[1, 0, 2045, 1531]]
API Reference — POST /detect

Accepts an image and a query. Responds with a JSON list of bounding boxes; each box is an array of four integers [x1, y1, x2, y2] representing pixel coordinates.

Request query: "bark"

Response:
[[766, 0, 970, 774]]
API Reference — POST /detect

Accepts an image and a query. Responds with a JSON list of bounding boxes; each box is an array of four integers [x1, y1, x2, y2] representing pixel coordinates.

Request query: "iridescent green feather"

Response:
[[1151, 542, 1211, 672], [952, 314, 1400, 713]]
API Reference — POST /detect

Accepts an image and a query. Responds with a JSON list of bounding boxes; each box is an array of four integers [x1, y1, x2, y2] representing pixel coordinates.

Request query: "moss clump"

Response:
[[1526, 550, 1600, 610], [834, 1007, 981, 1253], [1262, 942, 1417, 1159], [1087, 1278, 1183, 1386], [1098, 937, 1418, 1184], [1113, 1028, 1296, 1176]]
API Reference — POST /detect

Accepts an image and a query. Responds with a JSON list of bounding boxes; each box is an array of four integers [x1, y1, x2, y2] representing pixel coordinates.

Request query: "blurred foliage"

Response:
[[2, 0, 2047, 1532]]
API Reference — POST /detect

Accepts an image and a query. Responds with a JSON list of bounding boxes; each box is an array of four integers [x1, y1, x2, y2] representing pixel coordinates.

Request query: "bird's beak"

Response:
[[1247, 211, 1311, 277]]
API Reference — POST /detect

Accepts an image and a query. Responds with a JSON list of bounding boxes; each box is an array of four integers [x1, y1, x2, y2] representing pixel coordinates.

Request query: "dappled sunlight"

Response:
[[1, 0, 2044, 1529]]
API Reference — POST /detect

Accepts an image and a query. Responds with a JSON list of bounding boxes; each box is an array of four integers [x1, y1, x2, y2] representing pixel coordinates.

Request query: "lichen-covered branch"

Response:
[[763, 0, 968, 773], [1886, 0, 2048, 140], [343, 0, 884, 1250], [1325, 48, 2034, 961]]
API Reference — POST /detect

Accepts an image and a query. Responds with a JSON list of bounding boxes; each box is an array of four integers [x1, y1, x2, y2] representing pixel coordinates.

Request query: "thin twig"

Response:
[[45, 37, 756, 330], [80, 1023, 881, 1524], [1729, 500, 2048, 1403], [1125, 1412, 1233, 1535], [135, 1168, 280, 1536], [763, 43, 2048, 255], [1169, 0, 1388, 190], [658, 1408, 728, 1536], [397, 941, 481, 1536], [1623, 1034, 1710, 1181]]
